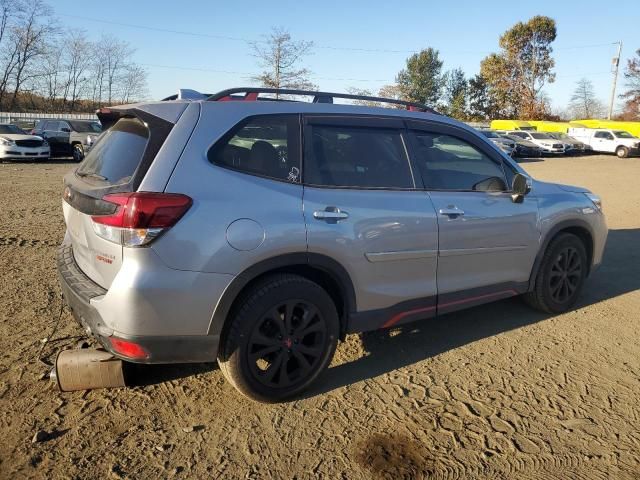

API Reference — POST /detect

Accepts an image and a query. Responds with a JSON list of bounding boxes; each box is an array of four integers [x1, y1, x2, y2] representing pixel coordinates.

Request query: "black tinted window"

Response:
[[76, 118, 148, 186], [412, 132, 507, 191], [305, 125, 413, 189], [208, 115, 300, 182]]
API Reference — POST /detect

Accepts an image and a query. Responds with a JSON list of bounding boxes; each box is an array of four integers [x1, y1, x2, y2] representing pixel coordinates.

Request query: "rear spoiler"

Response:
[[96, 108, 130, 130]]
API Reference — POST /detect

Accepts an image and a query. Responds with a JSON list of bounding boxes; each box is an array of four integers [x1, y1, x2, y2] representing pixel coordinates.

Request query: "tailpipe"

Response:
[[52, 348, 126, 391]]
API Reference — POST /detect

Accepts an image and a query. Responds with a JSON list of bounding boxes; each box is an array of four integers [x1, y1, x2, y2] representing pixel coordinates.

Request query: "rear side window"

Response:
[[304, 125, 413, 189], [76, 118, 149, 186], [412, 132, 507, 192], [208, 115, 300, 182]]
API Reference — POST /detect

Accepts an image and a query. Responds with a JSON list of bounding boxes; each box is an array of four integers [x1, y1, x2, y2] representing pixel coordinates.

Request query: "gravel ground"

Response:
[[0, 155, 638, 479]]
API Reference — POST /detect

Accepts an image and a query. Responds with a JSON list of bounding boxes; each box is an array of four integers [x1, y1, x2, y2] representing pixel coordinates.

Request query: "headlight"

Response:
[[584, 193, 602, 211], [0, 137, 15, 146], [87, 135, 93, 145]]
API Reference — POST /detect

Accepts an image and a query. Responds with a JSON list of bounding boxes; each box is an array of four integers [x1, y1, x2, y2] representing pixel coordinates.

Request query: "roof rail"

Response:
[[206, 87, 439, 114]]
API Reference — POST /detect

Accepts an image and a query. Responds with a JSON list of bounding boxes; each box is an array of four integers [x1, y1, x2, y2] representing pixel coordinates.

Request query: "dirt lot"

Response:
[[0, 154, 639, 479]]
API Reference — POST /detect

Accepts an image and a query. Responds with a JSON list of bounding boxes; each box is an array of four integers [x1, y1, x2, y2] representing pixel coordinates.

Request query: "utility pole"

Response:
[[608, 41, 623, 120]]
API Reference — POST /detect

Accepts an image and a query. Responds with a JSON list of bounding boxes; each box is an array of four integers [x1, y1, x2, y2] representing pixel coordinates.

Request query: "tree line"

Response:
[[0, 0, 147, 113], [253, 18, 640, 122]]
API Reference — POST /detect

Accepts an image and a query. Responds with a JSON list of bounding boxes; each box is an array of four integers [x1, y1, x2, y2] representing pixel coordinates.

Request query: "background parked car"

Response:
[[478, 129, 516, 156], [0, 123, 50, 161], [546, 132, 591, 155], [33, 119, 101, 161], [506, 130, 565, 155], [497, 132, 543, 158]]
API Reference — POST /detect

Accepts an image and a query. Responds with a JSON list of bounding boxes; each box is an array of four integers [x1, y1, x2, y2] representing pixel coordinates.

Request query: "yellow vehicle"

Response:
[[528, 121, 574, 134], [490, 120, 536, 131], [571, 120, 640, 137]]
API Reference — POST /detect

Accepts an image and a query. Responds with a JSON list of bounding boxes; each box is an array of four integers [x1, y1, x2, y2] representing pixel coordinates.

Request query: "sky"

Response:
[[53, 0, 639, 113]]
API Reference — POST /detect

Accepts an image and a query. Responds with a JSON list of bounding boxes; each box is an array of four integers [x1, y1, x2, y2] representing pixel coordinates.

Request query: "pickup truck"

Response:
[[567, 128, 640, 158]]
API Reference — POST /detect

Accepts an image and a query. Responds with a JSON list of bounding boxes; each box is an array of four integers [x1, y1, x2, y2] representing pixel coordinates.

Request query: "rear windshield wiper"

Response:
[[76, 171, 108, 181]]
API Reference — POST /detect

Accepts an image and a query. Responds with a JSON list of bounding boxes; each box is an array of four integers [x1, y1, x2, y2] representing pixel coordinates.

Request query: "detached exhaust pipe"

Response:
[[52, 348, 126, 391]]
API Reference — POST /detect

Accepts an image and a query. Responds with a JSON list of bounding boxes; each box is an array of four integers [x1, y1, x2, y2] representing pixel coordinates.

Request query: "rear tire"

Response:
[[616, 146, 629, 158], [524, 233, 587, 314], [218, 274, 339, 402], [72, 144, 84, 162]]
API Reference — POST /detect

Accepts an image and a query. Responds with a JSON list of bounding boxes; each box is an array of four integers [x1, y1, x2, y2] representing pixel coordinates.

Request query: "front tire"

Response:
[[524, 233, 587, 313], [218, 274, 339, 402], [616, 146, 629, 158]]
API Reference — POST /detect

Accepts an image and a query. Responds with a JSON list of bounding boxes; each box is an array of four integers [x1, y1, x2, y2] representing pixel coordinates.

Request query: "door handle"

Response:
[[313, 206, 349, 222], [438, 207, 465, 218]]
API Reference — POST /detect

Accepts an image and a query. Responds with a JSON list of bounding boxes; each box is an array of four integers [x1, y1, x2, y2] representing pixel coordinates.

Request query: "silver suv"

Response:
[[58, 88, 608, 401]]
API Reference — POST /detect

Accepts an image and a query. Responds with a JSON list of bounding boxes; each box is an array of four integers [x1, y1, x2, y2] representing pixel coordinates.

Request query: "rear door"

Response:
[[302, 115, 439, 329], [406, 121, 539, 313], [43, 121, 66, 154]]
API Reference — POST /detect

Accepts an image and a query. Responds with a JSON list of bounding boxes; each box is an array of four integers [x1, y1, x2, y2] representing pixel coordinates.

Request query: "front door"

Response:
[[407, 122, 540, 314], [592, 131, 615, 153], [302, 115, 439, 330]]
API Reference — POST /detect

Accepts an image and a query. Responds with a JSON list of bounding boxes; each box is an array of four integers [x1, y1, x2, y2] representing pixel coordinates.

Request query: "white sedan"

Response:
[[506, 130, 565, 154], [0, 124, 50, 161]]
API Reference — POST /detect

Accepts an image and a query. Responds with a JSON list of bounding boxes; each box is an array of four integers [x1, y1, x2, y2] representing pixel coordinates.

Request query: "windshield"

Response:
[[530, 132, 553, 140], [69, 121, 102, 133], [614, 130, 635, 139], [480, 131, 499, 138], [0, 124, 25, 134]]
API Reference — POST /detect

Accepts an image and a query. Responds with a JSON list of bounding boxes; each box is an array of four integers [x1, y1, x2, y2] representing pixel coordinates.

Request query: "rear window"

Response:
[[76, 118, 149, 185], [208, 115, 300, 182]]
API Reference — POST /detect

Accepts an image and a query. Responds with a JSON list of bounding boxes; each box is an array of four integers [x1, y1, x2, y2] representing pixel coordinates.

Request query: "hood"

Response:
[[515, 139, 539, 148], [532, 179, 590, 194], [490, 138, 514, 146], [0, 133, 45, 141]]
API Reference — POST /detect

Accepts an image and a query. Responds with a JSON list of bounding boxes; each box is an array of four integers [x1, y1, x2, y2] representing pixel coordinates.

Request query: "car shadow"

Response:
[[126, 362, 218, 387], [304, 227, 640, 398]]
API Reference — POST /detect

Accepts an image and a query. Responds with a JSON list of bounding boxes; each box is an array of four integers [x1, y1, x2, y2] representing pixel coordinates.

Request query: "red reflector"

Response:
[[91, 192, 192, 228], [109, 337, 149, 360]]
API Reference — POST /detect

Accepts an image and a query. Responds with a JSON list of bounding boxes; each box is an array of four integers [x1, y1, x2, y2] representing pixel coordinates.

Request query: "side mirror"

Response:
[[511, 173, 531, 203], [61, 127, 71, 133]]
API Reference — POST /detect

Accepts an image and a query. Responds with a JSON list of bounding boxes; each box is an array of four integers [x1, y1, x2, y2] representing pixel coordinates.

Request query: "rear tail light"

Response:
[[109, 337, 149, 360], [91, 192, 192, 247]]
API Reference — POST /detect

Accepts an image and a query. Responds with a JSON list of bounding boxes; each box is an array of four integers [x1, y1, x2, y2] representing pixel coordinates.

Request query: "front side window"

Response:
[[412, 132, 507, 192], [511, 132, 528, 139], [594, 131, 613, 140], [208, 115, 300, 182], [304, 125, 413, 189]]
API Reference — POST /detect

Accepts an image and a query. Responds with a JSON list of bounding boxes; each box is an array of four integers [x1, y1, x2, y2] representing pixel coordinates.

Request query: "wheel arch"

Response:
[[528, 219, 595, 290], [208, 253, 356, 344]]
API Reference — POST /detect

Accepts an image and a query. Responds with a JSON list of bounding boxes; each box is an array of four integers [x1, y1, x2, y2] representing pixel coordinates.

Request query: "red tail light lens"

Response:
[[91, 192, 192, 246], [109, 337, 149, 360]]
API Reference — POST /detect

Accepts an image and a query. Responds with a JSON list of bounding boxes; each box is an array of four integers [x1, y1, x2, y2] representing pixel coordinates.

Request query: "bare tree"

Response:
[[35, 38, 63, 110], [7, 0, 56, 109], [345, 87, 381, 107], [61, 30, 91, 111], [569, 78, 605, 119], [119, 64, 147, 104], [251, 27, 316, 96], [0, 0, 22, 107]]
